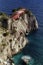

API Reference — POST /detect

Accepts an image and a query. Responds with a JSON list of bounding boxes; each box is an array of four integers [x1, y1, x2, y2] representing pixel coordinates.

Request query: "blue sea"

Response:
[[0, 0, 43, 65]]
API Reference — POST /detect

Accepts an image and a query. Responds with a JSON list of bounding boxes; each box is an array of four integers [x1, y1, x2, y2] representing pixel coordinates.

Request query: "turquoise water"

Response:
[[0, 0, 43, 65]]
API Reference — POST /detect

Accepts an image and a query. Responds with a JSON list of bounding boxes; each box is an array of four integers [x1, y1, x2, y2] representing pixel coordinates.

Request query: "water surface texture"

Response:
[[0, 0, 43, 65]]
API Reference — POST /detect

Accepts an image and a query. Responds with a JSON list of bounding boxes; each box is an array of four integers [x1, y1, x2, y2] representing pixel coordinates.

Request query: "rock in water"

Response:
[[21, 55, 32, 64], [0, 8, 38, 65]]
